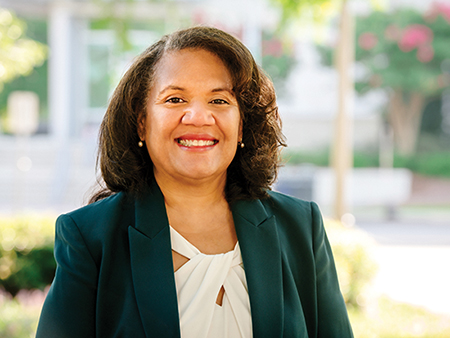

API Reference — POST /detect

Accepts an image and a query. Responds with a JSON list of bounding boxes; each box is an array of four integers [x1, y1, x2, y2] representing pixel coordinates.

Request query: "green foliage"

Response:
[[0, 8, 47, 91], [395, 151, 450, 178], [0, 215, 56, 297], [283, 148, 382, 167], [283, 149, 330, 166], [271, 0, 335, 25], [325, 219, 378, 309], [0, 18, 48, 121], [283, 147, 450, 178]]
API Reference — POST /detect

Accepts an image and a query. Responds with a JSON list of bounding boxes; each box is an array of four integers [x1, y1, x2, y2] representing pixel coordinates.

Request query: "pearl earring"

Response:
[[138, 140, 144, 147], [239, 142, 245, 148]]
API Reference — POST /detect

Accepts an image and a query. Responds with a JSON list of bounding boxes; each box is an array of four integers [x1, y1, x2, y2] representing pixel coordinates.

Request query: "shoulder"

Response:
[[261, 190, 324, 243], [264, 190, 319, 220], [56, 192, 135, 246], [62, 192, 133, 225]]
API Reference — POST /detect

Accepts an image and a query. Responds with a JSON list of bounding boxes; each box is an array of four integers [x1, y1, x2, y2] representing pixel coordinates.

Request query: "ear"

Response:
[[137, 111, 146, 140]]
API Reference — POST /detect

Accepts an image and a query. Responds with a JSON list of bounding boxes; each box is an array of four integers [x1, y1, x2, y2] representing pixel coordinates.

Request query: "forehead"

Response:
[[153, 49, 233, 84]]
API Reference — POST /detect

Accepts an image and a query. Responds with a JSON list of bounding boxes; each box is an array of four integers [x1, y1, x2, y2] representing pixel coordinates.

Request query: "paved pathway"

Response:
[[356, 220, 450, 315]]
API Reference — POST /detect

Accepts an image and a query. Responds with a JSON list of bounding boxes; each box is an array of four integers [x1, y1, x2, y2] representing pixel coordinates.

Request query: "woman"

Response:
[[37, 26, 353, 337]]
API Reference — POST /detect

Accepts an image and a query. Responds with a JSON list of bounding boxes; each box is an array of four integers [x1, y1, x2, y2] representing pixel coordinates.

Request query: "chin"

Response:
[[175, 165, 227, 182]]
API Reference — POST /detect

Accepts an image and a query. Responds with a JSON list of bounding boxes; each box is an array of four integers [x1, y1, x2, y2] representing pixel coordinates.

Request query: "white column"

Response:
[[48, 1, 74, 207], [48, 1, 72, 141]]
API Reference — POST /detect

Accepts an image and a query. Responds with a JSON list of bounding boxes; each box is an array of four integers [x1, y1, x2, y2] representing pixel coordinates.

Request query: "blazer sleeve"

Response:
[[311, 202, 354, 337], [36, 214, 98, 338]]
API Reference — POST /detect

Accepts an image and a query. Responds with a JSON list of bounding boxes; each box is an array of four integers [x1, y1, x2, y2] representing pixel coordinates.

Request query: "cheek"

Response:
[[227, 109, 242, 136], [144, 111, 163, 139]]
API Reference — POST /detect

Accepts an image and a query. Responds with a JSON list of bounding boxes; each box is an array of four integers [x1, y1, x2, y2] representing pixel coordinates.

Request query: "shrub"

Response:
[[283, 149, 450, 178], [394, 151, 450, 178], [324, 219, 378, 310], [0, 215, 56, 296]]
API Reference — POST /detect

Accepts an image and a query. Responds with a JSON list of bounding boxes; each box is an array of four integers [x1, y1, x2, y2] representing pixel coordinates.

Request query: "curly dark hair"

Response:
[[89, 26, 286, 204]]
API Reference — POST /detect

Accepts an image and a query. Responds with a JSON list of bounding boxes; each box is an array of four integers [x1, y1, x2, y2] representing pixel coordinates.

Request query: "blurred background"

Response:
[[0, 0, 449, 336]]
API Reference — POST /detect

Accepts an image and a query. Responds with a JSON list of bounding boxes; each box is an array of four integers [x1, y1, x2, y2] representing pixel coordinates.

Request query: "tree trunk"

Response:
[[330, 0, 354, 220], [388, 89, 425, 156]]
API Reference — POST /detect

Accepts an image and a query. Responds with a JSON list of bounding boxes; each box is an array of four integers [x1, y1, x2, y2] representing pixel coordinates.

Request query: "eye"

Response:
[[166, 97, 185, 104], [211, 99, 229, 105]]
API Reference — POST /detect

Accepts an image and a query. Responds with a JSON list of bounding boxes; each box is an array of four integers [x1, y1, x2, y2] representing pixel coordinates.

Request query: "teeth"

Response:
[[178, 139, 216, 147]]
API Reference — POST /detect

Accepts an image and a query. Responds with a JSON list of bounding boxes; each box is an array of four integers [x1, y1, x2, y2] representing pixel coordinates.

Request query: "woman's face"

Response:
[[140, 48, 242, 186]]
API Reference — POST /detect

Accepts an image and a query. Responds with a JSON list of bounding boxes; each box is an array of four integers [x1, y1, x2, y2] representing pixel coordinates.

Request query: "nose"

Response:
[[181, 101, 215, 126]]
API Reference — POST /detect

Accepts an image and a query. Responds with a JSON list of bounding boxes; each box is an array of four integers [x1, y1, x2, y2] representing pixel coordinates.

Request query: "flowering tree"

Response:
[[321, 3, 450, 155], [0, 8, 46, 92]]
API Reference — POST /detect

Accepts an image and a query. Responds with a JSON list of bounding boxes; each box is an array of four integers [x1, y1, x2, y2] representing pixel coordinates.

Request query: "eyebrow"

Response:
[[211, 87, 235, 96], [158, 85, 185, 95], [158, 85, 235, 96]]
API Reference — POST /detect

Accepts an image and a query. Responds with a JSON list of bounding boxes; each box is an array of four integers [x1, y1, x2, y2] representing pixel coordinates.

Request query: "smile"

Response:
[[177, 139, 218, 147]]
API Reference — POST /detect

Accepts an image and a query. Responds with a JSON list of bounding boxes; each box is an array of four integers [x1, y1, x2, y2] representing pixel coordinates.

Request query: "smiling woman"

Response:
[[36, 26, 353, 338]]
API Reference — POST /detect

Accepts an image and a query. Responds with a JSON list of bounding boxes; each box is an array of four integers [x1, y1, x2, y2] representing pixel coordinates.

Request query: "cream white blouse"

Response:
[[170, 226, 252, 338]]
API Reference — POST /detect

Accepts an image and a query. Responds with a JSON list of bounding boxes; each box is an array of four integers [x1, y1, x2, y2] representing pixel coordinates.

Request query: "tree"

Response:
[[0, 7, 47, 92], [319, 3, 450, 155]]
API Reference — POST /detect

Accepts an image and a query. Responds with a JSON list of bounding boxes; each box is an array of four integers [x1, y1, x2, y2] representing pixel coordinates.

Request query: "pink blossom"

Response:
[[417, 45, 434, 63], [358, 32, 378, 50], [439, 3, 450, 22], [398, 24, 433, 52], [425, 2, 450, 23]]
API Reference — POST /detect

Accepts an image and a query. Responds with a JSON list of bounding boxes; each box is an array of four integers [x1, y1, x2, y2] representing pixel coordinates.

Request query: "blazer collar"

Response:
[[129, 181, 181, 338], [232, 198, 284, 338]]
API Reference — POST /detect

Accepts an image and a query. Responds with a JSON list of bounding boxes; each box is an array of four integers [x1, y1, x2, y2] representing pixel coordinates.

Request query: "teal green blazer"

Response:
[[37, 181, 353, 337]]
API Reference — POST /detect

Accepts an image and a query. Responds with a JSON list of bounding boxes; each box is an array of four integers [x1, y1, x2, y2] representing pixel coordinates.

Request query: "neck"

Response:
[[154, 170, 237, 252], [154, 170, 229, 231]]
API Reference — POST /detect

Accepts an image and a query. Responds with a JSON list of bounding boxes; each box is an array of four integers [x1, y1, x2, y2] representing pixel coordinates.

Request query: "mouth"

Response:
[[176, 138, 218, 147]]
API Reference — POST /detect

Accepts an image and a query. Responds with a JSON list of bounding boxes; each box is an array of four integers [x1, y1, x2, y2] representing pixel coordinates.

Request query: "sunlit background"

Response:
[[1, 0, 449, 336]]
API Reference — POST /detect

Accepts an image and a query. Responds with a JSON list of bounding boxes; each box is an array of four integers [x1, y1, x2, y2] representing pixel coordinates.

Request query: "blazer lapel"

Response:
[[129, 182, 180, 338], [232, 199, 283, 338]]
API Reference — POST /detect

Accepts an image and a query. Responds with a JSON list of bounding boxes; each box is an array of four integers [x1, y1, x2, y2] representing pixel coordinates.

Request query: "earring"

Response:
[[138, 140, 144, 147], [239, 142, 245, 148]]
